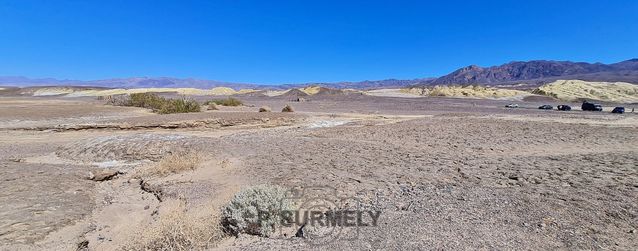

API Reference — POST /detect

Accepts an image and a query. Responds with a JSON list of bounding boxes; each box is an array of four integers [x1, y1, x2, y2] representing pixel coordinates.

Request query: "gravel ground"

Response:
[[0, 95, 636, 250]]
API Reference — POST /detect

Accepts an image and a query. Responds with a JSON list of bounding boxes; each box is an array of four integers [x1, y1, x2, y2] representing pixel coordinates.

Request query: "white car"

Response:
[[505, 103, 519, 108]]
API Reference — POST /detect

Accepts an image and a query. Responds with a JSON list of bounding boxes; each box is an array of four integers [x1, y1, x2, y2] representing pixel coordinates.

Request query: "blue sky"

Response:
[[0, 0, 637, 84]]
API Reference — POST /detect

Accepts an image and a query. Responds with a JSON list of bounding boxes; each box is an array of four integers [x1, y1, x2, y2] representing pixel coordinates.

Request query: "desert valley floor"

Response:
[[0, 94, 637, 250]]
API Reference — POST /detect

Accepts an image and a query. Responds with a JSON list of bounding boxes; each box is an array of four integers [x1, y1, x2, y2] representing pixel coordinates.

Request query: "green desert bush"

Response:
[[221, 185, 294, 237], [111, 93, 200, 114], [128, 93, 166, 109], [206, 97, 243, 106], [157, 99, 201, 114]]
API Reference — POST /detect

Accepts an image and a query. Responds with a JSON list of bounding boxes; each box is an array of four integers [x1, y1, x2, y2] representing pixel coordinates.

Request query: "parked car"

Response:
[[538, 105, 553, 110], [611, 107, 625, 114], [557, 105, 571, 111], [582, 101, 603, 111], [505, 103, 519, 108]]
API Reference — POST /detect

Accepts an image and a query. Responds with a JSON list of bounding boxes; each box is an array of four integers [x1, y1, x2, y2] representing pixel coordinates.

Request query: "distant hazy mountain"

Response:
[[422, 59, 638, 87], [0, 76, 427, 90], [282, 78, 432, 90], [3, 59, 637, 90], [0, 76, 81, 86], [0, 76, 261, 89]]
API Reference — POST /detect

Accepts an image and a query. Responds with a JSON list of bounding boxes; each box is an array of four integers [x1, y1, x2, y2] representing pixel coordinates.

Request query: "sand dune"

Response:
[[402, 85, 530, 99], [31, 87, 76, 96], [534, 80, 638, 103], [299, 86, 322, 95], [364, 88, 423, 98]]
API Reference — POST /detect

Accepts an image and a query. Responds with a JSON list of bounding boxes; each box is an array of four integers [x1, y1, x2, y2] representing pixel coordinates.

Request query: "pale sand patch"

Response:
[[32, 87, 76, 96], [364, 88, 423, 98], [31, 87, 259, 97], [308, 120, 350, 128], [262, 90, 289, 97], [534, 80, 638, 103]]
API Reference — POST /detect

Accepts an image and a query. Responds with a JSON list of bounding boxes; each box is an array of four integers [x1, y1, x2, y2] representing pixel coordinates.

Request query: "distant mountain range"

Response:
[[0, 76, 430, 90], [2, 59, 637, 90], [0, 76, 261, 89], [421, 59, 638, 87]]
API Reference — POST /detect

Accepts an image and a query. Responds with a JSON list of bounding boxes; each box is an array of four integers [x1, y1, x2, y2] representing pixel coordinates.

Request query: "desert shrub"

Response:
[[105, 94, 131, 106], [206, 97, 243, 106], [429, 86, 447, 96], [128, 93, 166, 109], [221, 185, 295, 237], [281, 104, 294, 112], [136, 152, 201, 177], [531, 88, 547, 95], [109, 93, 200, 114], [258, 106, 271, 112], [125, 200, 224, 251], [157, 99, 200, 114]]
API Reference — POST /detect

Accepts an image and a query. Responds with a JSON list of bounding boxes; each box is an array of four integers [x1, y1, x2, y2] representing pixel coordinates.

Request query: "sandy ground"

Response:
[[0, 94, 636, 250]]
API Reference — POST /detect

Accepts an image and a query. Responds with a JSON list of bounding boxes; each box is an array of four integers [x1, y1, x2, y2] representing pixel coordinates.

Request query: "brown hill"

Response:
[[424, 59, 638, 87]]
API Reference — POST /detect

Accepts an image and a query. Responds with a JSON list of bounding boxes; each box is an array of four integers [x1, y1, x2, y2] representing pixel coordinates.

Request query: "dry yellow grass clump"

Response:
[[281, 104, 294, 112], [533, 80, 638, 103], [403, 85, 528, 99], [125, 200, 224, 251], [136, 152, 202, 178]]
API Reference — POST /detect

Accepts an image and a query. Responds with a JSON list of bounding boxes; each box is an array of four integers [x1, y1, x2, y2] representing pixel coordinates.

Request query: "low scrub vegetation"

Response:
[[207, 103, 219, 110], [221, 185, 295, 237], [108, 93, 201, 114], [206, 97, 243, 106], [125, 200, 224, 251], [135, 152, 202, 178], [281, 104, 294, 112]]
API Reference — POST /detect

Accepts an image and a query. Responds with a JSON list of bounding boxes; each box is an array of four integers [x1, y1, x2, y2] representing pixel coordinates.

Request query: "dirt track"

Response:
[[0, 95, 636, 250]]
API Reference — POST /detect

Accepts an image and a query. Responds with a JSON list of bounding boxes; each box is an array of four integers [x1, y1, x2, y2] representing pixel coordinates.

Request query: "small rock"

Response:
[[282, 104, 294, 112], [258, 106, 271, 112], [128, 178, 141, 185], [144, 205, 150, 210], [9, 157, 26, 163], [89, 170, 120, 181]]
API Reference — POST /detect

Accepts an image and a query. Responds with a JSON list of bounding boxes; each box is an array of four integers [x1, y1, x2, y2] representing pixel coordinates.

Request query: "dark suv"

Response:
[[612, 107, 625, 114], [557, 105, 571, 111], [582, 101, 603, 111]]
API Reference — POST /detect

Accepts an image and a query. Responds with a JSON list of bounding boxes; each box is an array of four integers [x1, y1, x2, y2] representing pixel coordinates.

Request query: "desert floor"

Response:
[[0, 94, 636, 250]]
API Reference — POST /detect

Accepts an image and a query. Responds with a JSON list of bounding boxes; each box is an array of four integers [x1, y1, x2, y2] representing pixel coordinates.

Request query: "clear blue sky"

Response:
[[1, 0, 637, 84]]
